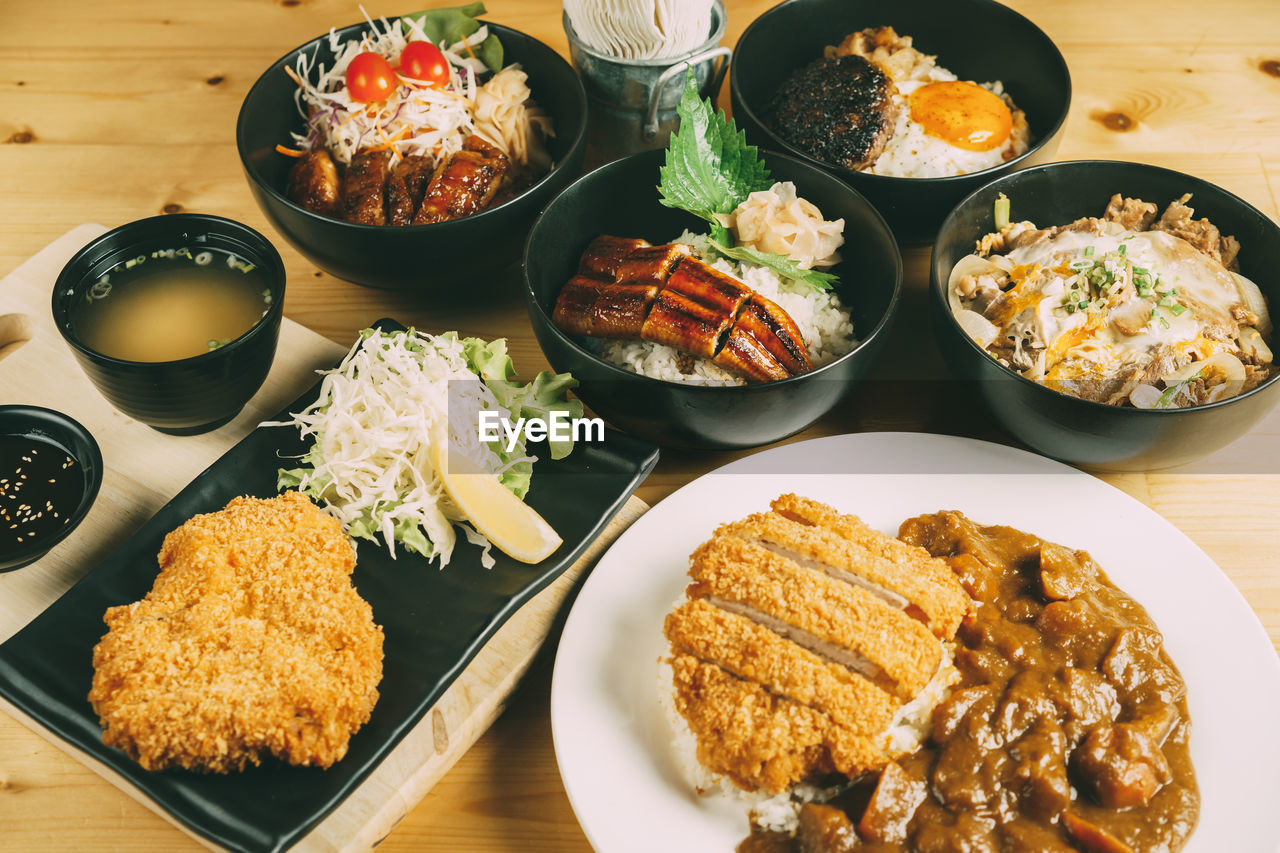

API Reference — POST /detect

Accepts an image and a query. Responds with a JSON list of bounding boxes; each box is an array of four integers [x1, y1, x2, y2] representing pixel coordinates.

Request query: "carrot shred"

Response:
[[365, 126, 411, 154], [462, 39, 478, 61], [275, 144, 307, 157]]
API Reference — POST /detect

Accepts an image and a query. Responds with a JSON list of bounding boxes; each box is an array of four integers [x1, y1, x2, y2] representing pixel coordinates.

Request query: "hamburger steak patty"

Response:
[[766, 54, 899, 172]]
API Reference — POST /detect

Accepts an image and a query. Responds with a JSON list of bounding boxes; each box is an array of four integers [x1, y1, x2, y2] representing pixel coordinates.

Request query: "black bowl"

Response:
[[53, 214, 286, 436], [524, 148, 902, 450], [931, 160, 1280, 471], [0, 406, 102, 572], [237, 20, 588, 291], [730, 0, 1071, 245]]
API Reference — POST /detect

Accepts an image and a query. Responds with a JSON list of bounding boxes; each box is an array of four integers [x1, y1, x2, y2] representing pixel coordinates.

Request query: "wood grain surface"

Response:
[[2, 1, 1279, 851]]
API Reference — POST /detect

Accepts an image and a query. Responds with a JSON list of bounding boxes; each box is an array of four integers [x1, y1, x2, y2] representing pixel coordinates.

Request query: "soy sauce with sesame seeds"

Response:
[[0, 435, 82, 554]]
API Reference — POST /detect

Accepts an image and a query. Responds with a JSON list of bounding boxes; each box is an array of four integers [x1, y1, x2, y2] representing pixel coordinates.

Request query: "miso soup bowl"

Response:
[[52, 214, 286, 436]]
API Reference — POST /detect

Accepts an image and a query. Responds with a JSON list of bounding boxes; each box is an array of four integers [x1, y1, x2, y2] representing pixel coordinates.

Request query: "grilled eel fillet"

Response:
[[663, 495, 971, 794], [552, 235, 813, 382]]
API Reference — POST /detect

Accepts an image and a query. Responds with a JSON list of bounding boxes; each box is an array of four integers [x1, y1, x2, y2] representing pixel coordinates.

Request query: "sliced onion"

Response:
[[1231, 272, 1271, 335], [1239, 327, 1274, 364], [954, 309, 1000, 348], [1129, 384, 1162, 409], [948, 254, 1006, 312], [1164, 352, 1246, 402]]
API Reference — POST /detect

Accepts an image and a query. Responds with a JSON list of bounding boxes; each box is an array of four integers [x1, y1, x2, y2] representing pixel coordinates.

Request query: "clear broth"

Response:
[[73, 248, 270, 362]]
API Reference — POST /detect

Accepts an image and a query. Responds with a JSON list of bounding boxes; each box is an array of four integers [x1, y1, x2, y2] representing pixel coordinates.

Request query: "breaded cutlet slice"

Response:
[[89, 492, 384, 773], [670, 653, 891, 794], [689, 535, 941, 699], [769, 494, 970, 637], [665, 598, 899, 737]]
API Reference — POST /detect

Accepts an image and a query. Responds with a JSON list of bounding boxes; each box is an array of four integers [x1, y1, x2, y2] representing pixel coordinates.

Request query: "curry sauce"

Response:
[[741, 511, 1198, 853]]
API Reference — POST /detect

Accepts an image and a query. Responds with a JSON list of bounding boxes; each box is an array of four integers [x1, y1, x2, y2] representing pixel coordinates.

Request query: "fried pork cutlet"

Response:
[[89, 491, 384, 773], [663, 496, 972, 794]]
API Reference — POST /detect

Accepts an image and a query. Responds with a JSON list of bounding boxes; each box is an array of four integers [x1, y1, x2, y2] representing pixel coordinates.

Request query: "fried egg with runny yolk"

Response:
[[908, 80, 1013, 152]]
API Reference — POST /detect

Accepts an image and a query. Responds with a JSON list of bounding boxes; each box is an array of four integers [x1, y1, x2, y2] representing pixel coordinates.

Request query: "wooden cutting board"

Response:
[[0, 224, 648, 852]]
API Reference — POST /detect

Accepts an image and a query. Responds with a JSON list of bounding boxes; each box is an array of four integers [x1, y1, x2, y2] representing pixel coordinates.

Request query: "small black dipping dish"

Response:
[[0, 406, 103, 572]]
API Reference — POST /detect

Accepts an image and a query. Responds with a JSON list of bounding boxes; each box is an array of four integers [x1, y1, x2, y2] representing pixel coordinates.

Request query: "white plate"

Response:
[[551, 433, 1280, 852]]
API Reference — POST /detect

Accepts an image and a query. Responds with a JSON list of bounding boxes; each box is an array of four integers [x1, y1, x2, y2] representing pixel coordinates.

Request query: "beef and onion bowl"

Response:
[[949, 193, 1275, 408]]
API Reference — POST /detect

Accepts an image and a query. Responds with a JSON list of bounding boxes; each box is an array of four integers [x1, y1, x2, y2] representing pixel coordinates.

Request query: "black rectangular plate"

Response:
[[0, 319, 659, 853]]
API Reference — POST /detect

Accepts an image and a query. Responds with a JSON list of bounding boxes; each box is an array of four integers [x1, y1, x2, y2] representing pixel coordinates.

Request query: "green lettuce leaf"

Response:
[[486, 370, 585, 462], [402, 3, 504, 73], [457, 336, 583, 500]]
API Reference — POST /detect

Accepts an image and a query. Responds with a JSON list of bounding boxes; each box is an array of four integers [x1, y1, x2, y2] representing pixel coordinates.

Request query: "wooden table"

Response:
[[2, 0, 1279, 850]]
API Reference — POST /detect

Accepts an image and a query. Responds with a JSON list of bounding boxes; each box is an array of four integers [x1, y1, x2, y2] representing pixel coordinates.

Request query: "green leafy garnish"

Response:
[[459, 334, 583, 455], [658, 72, 772, 233], [657, 70, 837, 292], [708, 239, 839, 292], [403, 2, 503, 73]]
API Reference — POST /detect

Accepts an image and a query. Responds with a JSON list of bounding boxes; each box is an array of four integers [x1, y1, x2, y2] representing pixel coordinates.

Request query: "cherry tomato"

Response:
[[399, 41, 450, 87], [345, 51, 397, 102]]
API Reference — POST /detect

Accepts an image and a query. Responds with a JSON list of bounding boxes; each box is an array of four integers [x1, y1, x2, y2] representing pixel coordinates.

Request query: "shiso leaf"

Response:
[[657, 68, 840, 293], [658, 69, 773, 225]]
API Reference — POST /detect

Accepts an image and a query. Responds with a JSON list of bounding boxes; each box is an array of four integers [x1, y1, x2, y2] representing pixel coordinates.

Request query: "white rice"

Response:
[[593, 231, 857, 385]]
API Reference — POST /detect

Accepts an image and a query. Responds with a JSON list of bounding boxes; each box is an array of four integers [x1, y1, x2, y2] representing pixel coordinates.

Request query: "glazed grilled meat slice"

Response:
[[287, 149, 341, 217], [589, 281, 663, 338], [554, 240, 687, 338], [553, 237, 819, 383], [413, 134, 509, 225], [552, 275, 608, 337], [340, 150, 392, 226], [640, 259, 750, 358], [767, 54, 899, 172], [615, 243, 692, 284], [728, 294, 812, 375], [385, 154, 435, 226], [551, 275, 661, 339], [578, 235, 653, 279], [713, 323, 791, 382]]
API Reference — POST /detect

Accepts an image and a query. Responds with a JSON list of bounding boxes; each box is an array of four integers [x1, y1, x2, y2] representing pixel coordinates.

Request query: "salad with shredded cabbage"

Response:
[[271, 327, 581, 567]]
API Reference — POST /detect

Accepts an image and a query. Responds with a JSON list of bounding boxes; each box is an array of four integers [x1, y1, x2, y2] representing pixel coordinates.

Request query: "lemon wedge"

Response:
[[429, 442, 562, 564]]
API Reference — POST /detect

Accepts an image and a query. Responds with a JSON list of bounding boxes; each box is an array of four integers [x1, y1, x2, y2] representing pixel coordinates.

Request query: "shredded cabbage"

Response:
[[270, 328, 582, 567]]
